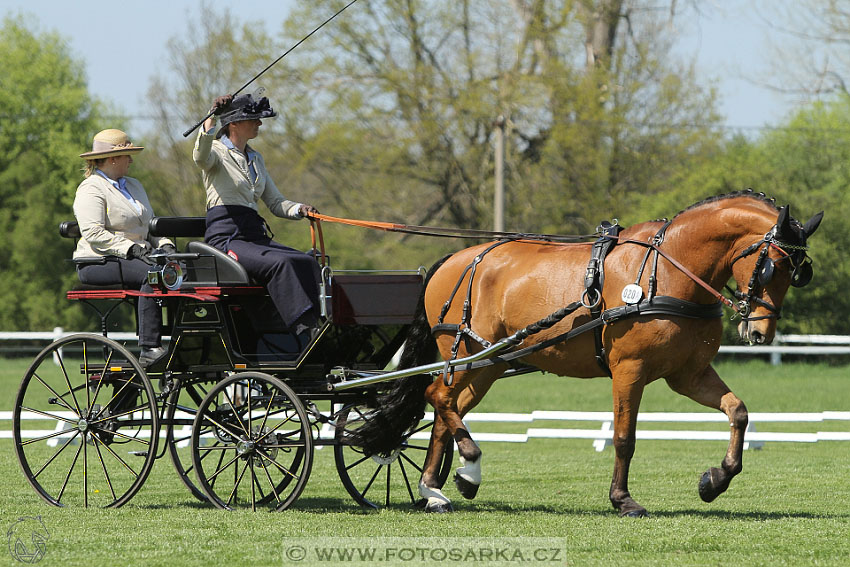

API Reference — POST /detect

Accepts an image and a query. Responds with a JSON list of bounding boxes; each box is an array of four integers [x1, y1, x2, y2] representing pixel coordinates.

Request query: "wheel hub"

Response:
[[77, 418, 89, 432], [236, 438, 255, 456]]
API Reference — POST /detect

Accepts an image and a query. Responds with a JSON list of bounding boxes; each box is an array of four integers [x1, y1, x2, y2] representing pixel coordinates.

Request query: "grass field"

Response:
[[1, 358, 849, 566]]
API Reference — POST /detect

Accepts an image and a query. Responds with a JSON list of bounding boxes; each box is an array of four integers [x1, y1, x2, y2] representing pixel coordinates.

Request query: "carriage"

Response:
[[12, 216, 453, 511], [13, 192, 824, 517]]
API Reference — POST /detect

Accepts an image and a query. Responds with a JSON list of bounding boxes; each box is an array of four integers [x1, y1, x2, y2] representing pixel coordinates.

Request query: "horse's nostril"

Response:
[[752, 331, 765, 344]]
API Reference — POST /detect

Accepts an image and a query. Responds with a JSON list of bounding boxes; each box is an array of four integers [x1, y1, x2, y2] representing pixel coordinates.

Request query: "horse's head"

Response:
[[730, 204, 823, 345]]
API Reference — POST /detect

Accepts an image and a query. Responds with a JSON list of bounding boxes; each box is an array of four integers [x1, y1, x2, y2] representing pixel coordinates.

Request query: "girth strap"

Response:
[[582, 220, 623, 376]]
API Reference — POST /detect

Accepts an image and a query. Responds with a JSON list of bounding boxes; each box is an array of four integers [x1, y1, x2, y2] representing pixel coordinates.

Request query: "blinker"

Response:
[[757, 258, 774, 286], [791, 257, 813, 288]]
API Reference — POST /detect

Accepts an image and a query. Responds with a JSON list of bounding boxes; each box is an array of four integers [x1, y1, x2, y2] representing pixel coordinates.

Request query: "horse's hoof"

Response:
[[698, 467, 730, 503], [424, 501, 454, 513], [454, 473, 480, 500], [619, 508, 649, 518]]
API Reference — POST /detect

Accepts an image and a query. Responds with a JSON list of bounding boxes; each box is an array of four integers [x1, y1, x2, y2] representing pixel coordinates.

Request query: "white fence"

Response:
[[5, 410, 850, 451]]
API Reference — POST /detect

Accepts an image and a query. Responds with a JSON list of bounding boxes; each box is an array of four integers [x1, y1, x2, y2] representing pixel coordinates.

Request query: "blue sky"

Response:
[[3, 1, 801, 136]]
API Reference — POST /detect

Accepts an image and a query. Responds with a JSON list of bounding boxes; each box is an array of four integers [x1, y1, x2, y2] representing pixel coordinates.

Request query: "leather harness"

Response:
[[430, 220, 722, 384]]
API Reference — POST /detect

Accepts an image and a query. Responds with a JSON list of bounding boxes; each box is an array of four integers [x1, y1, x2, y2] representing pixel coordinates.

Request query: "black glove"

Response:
[[160, 244, 177, 255], [211, 95, 233, 115], [299, 204, 320, 218], [128, 244, 155, 266]]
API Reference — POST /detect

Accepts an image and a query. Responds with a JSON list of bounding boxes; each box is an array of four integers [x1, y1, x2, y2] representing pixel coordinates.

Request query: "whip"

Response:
[[182, 0, 360, 137]]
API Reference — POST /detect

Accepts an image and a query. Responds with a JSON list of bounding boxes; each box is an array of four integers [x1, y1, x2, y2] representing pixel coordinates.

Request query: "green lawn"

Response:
[[1, 357, 849, 566]]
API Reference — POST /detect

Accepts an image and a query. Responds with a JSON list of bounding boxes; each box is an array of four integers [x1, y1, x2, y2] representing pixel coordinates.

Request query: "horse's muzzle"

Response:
[[737, 321, 772, 345]]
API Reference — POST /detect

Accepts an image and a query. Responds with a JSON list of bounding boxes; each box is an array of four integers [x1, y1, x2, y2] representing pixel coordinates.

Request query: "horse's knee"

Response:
[[612, 432, 635, 459]]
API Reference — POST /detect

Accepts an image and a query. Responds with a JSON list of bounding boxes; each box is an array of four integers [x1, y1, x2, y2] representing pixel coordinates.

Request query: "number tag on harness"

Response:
[[621, 284, 643, 305]]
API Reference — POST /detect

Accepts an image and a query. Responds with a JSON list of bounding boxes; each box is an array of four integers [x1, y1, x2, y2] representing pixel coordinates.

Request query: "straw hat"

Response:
[[80, 129, 144, 159]]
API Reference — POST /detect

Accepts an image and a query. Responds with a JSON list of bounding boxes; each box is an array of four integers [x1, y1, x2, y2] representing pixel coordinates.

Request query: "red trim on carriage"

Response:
[[66, 286, 267, 303]]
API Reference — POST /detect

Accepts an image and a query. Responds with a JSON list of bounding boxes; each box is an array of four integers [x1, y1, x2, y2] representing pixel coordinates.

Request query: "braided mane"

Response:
[[674, 189, 779, 219]]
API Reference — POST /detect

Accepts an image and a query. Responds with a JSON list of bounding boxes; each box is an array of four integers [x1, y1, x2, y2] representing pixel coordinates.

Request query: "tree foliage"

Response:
[[0, 15, 109, 331]]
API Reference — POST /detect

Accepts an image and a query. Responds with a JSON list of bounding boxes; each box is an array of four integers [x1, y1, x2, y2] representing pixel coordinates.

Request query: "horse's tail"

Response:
[[352, 254, 451, 456]]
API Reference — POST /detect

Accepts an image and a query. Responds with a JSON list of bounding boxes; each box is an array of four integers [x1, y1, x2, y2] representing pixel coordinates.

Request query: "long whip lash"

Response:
[[182, 0, 360, 137]]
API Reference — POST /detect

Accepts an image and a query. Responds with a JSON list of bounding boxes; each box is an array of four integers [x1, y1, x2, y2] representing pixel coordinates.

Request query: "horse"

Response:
[[354, 190, 823, 517]]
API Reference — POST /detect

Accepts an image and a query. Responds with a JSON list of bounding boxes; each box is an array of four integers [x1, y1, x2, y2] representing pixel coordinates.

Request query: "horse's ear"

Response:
[[802, 211, 824, 238], [775, 205, 793, 239]]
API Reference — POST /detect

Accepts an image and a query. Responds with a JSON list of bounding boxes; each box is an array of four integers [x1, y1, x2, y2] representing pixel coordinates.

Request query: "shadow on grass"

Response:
[[128, 497, 850, 520]]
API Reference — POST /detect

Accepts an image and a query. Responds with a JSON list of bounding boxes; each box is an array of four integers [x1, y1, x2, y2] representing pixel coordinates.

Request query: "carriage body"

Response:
[[12, 217, 451, 511]]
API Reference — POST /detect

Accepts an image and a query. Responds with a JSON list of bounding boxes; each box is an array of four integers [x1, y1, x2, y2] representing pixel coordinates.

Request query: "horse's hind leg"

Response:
[[418, 366, 503, 512], [665, 364, 748, 503]]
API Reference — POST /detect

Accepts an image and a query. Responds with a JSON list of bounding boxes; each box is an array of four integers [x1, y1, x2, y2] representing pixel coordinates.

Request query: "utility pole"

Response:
[[494, 115, 506, 232]]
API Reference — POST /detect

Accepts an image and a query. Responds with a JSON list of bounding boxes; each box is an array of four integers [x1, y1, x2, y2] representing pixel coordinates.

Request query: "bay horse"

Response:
[[355, 191, 823, 516]]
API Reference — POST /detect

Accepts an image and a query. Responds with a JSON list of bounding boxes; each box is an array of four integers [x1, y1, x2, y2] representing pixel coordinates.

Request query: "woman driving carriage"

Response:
[[73, 129, 175, 365], [193, 93, 322, 341]]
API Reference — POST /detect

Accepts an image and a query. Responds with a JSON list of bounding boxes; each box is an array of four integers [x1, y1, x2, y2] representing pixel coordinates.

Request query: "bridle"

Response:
[[727, 226, 813, 321]]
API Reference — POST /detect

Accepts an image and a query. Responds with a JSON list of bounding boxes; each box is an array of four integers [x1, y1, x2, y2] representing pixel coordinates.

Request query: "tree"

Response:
[[0, 15, 108, 331]]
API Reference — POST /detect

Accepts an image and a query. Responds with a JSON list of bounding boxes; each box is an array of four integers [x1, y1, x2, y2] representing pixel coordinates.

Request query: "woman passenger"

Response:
[[73, 129, 175, 365]]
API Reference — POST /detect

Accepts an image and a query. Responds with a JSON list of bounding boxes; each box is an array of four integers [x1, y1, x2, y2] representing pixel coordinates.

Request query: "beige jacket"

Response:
[[192, 129, 303, 219], [72, 175, 173, 259]]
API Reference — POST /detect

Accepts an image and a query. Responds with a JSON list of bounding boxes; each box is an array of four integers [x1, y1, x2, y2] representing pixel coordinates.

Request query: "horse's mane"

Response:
[[673, 189, 779, 219]]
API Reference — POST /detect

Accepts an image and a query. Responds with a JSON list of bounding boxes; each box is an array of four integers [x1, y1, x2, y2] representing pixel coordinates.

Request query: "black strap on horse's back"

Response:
[[582, 220, 623, 376]]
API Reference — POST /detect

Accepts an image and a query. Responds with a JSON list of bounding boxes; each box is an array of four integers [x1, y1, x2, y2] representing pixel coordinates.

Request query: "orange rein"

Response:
[[305, 212, 739, 313]]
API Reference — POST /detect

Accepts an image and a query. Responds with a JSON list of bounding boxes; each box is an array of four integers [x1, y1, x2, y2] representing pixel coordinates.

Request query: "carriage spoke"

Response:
[[226, 459, 251, 508], [92, 434, 139, 478], [200, 413, 244, 441], [56, 351, 83, 416], [397, 456, 416, 504], [57, 441, 84, 505], [87, 346, 116, 411], [20, 427, 78, 446], [19, 406, 77, 425], [261, 459, 282, 504], [210, 447, 228, 491], [91, 434, 118, 501], [385, 458, 391, 507], [101, 428, 151, 445], [255, 447, 301, 480], [93, 375, 140, 420], [207, 452, 242, 483], [399, 451, 425, 474], [360, 464, 383, 499], [221, 387, 250, 438], [31, 374, 77, 413], [344, 453, 372, 472], [83, 433, 88, 508], [32, 430, 80, 478], [250, 459, 258, 512], [89, 404, 152, 426]]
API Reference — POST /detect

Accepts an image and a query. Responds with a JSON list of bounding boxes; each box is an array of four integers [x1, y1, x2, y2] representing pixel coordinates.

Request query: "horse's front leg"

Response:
[[609, 367, 649, 517], [666, 364, 748, 502]]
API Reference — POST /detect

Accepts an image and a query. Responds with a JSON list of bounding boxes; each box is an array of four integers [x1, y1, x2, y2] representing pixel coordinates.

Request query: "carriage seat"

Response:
[[59, 220, 129, 290], [147, 216, 251, 287], [60, 218, 252, 288]]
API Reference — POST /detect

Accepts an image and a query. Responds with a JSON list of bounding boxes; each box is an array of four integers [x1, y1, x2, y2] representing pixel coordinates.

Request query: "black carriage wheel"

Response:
[[164, 378, 216, 503], [190, 372, 313, 511], [13, 333, 159, 508], [334, 404, 453, 510]]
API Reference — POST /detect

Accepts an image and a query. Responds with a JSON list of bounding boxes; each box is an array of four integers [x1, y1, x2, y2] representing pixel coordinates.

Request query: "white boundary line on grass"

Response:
[[4, 410, 849, 451]]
